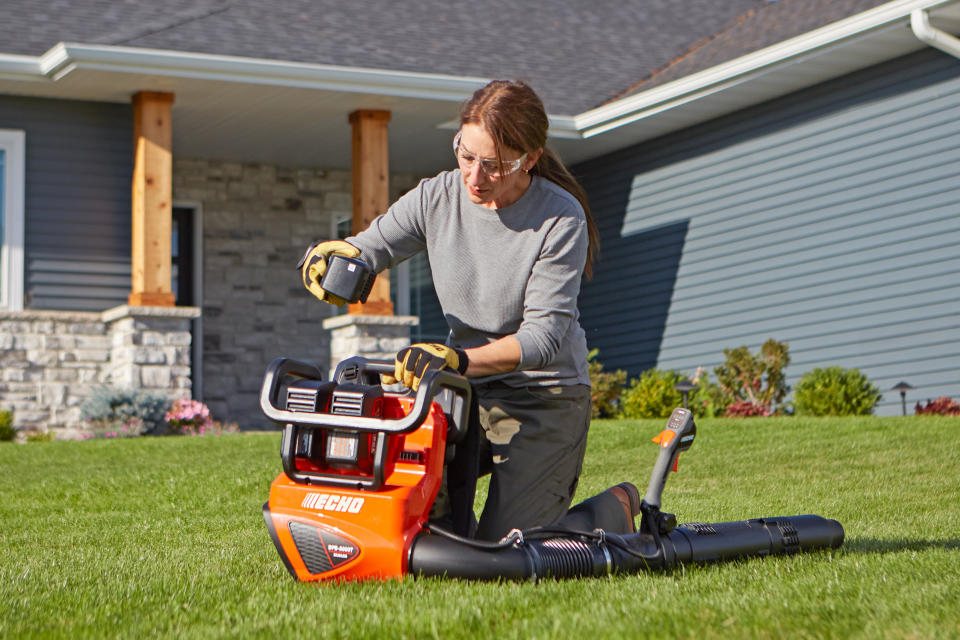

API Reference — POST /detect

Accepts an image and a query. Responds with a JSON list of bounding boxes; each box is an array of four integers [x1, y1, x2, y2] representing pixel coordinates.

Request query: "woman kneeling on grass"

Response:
[[300, 79, 640, 541]]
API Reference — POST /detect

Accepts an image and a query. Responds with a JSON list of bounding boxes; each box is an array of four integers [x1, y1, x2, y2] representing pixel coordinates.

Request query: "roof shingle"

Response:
[[2, 0, 769, 114], [619, 0, 896, 100]]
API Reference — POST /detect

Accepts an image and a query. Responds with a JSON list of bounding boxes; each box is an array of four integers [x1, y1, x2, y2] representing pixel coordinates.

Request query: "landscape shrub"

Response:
[[723, 400, 771, 417], [618, 367, 725, 420], [0, 409, 14, 442], [915, 397, 960, 416], [714, 339, 790, 416], [619, 369, 685, 419], [80, 388, 170, 437], [165, 398, 216, 435], [587, 349, 627, 418], [793, 366, 882, 416]]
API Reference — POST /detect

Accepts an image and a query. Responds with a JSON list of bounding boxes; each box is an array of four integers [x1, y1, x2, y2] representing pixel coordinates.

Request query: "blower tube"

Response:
[[408, 514, 844, 580]]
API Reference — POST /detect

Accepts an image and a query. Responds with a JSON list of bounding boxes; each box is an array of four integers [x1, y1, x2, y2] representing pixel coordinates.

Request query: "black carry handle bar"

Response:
[[260, 357, 471, 438], [260, 357, 472, 489]]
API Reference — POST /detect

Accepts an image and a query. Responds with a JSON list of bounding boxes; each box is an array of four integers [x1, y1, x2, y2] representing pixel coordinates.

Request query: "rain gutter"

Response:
[[7, 42, 490, 103], [911, 8, 960, 57], [565, 0, 960, 140]]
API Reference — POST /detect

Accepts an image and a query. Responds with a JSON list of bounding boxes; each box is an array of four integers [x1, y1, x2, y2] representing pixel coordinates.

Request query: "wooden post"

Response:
[[129, 91, 175, 307], [348, 109, 393, 315]]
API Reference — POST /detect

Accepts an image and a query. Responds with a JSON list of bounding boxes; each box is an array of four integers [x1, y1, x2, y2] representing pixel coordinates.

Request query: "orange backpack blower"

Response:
[[261, 356, 844, 582], [261, 356, 470, 581]]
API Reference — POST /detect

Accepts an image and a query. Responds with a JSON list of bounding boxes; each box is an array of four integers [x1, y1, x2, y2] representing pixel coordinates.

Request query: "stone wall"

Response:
[[0, 306, 199, 437], [173, 158, 421, 428], [323, 314, 419, 378]]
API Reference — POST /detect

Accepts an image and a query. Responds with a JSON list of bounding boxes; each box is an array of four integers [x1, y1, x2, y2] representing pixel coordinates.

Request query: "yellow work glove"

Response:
[[383, 343, 469, 391], [297, 240, 361, 305]]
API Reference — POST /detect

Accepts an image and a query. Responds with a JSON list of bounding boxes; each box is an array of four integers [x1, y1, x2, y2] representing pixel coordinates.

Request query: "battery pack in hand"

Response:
[[320, 255, 376, 304]]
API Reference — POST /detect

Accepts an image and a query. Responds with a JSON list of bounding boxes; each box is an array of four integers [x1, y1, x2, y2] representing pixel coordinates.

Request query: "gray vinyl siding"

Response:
[[576, 48, 960, 416], [0, 96, 132, 311]]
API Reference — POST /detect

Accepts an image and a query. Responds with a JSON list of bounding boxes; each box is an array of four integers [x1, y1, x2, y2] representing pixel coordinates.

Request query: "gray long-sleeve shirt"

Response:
[[348, 170, 590, 387]]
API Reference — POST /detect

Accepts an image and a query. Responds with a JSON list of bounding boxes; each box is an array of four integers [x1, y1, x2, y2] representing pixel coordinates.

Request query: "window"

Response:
[[172, 207, 195, 306], [0, 130, 25, 311]]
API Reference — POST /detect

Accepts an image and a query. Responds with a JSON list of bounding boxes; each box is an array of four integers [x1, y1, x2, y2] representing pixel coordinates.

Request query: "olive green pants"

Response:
[[473, 382, 593, 541]]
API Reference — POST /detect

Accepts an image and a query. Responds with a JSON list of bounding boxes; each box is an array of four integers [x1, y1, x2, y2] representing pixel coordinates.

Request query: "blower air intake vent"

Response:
[[328, 383, 383, 418], [331, 390, 365, 416], [285, 380, 336, 413], [289, 521, 333, 574], [288, 520, 361, 575], [684, 522, 718, 535], [775, 520, 801, 552], [287, 388, 320, 413], [399, 450, 424, 463]]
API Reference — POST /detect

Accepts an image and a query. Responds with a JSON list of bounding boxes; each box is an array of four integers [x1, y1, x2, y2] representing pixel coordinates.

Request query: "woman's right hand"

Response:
[[297, 240, 361, 305]]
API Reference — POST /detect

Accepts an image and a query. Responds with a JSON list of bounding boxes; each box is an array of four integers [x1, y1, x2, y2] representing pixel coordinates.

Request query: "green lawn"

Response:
[[1, 416, 958, 639]]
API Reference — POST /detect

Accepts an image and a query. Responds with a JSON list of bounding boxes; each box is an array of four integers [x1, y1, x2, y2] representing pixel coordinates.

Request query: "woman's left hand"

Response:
[[383, 344, 468, 390]]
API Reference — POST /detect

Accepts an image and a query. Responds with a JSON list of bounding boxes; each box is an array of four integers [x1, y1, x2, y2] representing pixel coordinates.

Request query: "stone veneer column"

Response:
[[103, 305, 201, 393], [321, 314, 419, 376]]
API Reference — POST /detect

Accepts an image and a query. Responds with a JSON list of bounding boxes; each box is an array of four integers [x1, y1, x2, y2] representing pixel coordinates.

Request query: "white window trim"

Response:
[[1, 129, 25, 312]]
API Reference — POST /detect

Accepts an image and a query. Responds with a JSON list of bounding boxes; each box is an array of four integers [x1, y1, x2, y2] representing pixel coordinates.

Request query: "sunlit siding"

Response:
[[577, 48, 960, 415]]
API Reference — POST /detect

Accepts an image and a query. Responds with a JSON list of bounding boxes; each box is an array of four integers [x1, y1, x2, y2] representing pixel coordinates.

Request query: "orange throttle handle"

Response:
[[643, 408, 696, 509]]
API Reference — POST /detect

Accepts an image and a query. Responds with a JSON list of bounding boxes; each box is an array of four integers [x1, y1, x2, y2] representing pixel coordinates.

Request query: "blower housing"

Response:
[[260, 357, 844, 582]]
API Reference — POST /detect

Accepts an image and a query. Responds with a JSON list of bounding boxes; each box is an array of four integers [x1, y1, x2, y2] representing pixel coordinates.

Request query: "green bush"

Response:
[[80, 388, 170, 436], [0, 410, 14, 442], [793, 366, 882, 416], [619, 369, 685, 419], [618, 367, 724, 420], [714, 339, 791, 416], [587, 349, 627, 419]]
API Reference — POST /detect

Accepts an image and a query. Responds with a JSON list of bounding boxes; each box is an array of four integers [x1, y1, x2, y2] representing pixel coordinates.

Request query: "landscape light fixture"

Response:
[[674, 379, 697, 409], [890, 381, 915, 416]]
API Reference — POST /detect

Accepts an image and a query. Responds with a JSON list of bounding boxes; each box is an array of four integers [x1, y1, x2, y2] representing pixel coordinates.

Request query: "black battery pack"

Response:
[[320, 255, 376, 303]]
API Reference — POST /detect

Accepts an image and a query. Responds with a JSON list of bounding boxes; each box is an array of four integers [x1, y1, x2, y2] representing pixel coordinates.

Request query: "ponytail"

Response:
[[531, 148, 599, 279]]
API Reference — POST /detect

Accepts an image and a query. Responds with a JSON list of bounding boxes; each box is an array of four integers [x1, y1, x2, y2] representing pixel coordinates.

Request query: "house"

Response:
[[1, 0, 958, 433]]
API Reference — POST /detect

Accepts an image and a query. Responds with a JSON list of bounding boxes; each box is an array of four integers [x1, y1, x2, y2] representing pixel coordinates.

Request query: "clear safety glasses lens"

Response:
[[452, 131, 526, 178]]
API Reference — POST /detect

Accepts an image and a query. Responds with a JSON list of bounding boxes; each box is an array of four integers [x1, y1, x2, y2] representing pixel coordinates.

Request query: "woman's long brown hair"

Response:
[[459, 80, 600, 278]]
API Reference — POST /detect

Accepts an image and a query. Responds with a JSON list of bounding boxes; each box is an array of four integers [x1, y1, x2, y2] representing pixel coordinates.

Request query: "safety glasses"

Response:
[[453, 131, 527, 178]]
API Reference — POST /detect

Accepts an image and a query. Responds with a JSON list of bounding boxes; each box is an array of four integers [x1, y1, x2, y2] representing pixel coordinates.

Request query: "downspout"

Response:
[[911, 9, 960, 59]]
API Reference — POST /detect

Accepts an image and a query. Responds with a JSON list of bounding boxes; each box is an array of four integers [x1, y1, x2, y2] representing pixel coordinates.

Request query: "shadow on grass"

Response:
[[844, 537, 960, 554]]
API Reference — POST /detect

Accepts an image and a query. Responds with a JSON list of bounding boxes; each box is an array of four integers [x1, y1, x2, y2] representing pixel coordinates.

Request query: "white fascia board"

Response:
[[545, 115, 581, 140], [37, 43, 490, 103], [0, 53, 46, 82], [571, 0, 960, 138]]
